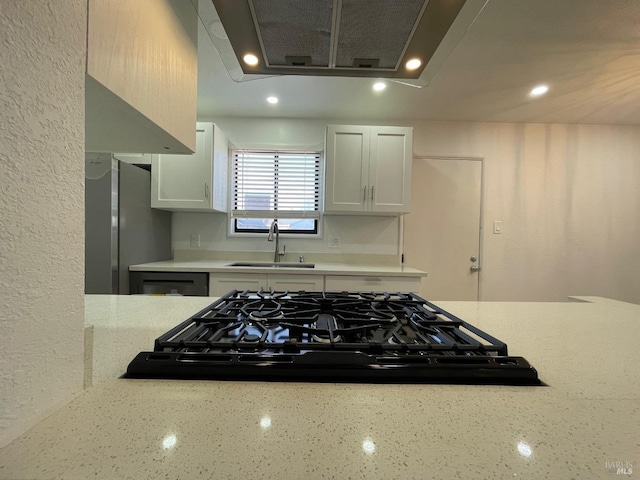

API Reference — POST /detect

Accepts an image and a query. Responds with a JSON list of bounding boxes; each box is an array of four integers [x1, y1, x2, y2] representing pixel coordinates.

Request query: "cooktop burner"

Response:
[[126, 290, 540, 384]]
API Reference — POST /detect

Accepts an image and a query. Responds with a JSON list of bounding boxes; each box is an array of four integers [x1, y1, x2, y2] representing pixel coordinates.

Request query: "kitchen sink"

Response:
[[227, 262, 315, 269]]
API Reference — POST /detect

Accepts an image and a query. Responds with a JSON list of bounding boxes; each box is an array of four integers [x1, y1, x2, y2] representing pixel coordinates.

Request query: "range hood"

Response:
[[210, 0, 467, 79]]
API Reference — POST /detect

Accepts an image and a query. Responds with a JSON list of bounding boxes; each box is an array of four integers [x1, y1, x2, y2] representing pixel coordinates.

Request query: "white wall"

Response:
[[0, 1, 86, 446], [413, 121, 640, 303], [180, 117, 640, 303]]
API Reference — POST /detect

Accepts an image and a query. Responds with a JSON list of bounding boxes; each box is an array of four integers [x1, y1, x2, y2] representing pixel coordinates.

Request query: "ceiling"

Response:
[[196, 0, 640, 125], [210, 0, 465, 79]]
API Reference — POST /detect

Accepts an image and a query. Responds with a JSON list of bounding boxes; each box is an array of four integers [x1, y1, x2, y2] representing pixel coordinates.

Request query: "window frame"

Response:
[[229, 149, 323, 237]]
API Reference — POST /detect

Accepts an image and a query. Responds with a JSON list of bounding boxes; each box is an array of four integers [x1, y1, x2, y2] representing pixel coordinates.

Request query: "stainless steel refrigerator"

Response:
[[85, 153, 171, 294]]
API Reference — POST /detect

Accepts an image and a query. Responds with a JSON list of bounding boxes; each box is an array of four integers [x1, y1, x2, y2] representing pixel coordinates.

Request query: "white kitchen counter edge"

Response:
[[129, 260, 427, 277]]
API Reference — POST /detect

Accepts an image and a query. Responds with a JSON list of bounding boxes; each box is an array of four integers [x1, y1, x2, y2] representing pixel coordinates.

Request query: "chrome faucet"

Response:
[[267, 219, 285, 262]]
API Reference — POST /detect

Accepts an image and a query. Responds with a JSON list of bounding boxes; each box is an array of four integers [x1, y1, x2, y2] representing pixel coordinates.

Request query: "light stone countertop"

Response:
[[0, 295, 638, 480], [129, 259, 427, 277]]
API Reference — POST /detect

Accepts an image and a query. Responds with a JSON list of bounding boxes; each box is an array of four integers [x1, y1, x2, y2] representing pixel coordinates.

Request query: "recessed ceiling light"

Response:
[[266, 96, 278, 104], [243, 53, 259, 66], [373, 82, 386, 91], [405, 58, 422, 71], [529, 84, 549, 97]]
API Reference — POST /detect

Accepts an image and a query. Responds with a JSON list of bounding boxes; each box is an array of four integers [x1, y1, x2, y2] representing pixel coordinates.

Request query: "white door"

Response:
[[403, 157, 482, 301]]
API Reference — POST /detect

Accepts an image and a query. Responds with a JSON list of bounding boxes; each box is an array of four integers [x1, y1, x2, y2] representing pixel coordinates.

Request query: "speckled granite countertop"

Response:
[[0, 295, 638, 480], [129, 259, 427, 277]]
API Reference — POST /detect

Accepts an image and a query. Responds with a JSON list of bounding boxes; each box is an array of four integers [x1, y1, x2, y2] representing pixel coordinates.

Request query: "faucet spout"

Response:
[[268, 220, 280, 262]]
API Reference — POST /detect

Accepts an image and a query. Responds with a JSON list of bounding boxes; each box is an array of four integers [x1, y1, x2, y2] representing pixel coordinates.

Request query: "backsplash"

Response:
[[172, 212, 402, 263]]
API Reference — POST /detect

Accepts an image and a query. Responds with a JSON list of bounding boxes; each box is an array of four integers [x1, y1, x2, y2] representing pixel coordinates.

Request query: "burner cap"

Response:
[[311, 313, 342, 343], [370, 315, 397, 323], [249, 311, 285, 321], [242, 299, 285, 322]]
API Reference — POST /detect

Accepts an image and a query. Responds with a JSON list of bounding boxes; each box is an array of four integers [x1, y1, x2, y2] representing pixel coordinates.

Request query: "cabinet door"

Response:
[[268, 274, 324, 292], [152, 124, 212, 210], [324, 125, 369, 213], [210, 124, 229, 212], [86, 0, 197, 154], [151, 123, 228, 212], [113, 153, 152, 165], [210, 273, 324, 296], [369, 127, 413, 214], [209, 273, 267, 297], [325, 275, 421, 293]]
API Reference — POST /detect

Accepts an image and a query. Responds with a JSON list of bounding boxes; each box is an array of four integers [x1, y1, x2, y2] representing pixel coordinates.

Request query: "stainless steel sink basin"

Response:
[[227, 262, 315, 269]]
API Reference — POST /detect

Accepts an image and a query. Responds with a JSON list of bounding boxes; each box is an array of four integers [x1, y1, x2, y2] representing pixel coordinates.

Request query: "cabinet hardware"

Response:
[[371, 186, 374, 201], [363, 186, 367, 201]]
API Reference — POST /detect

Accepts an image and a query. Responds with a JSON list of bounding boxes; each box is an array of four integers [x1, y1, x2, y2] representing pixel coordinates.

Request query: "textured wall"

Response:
[[0, 0, 86, 446]]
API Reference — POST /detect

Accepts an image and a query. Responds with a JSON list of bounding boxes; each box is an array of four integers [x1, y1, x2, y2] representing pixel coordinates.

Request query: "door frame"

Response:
[[400, 155, 485, 300]]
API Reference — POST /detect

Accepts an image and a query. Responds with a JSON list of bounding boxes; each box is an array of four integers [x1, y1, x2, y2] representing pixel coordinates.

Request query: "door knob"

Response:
[[470, 265, 481, 272], [470, 256, 477, 262]]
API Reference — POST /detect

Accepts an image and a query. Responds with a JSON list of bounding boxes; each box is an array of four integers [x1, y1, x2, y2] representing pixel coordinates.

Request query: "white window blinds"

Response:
[[231, 150, 321, 219]]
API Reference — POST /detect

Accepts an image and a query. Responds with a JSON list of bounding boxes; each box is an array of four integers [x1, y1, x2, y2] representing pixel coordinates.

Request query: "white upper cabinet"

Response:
[[325, 125, 370, 213], [151, 123, 228, 212], [113, 153, 152, 165], [324, 125, 413, 214], [85, 0, 197, 154]]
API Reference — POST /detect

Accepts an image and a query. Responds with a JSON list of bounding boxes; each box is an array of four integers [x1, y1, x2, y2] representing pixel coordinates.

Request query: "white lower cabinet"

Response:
[[324, 275, 421, 293], [210, 273, 324, 297], [269, 275, 324, 292], [210, 273, 266, 296], [209, 272, 419, 296]]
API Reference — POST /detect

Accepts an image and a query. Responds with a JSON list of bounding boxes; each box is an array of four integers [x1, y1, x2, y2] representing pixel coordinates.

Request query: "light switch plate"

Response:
[[190, 234, 200, 247], [328, 236, 341, 248], [493, 221, 502, 234]]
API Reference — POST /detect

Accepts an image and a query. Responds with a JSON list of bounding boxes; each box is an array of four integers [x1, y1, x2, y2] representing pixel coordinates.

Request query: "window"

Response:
[[231, 150, 321, 234]]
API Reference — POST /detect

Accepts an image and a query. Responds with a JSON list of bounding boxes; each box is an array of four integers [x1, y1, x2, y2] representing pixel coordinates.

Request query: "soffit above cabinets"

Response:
[[210, 0, 467, 78]]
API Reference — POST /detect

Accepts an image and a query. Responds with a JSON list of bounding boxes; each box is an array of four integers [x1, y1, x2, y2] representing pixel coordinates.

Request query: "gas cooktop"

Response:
[[126, 290, 540, 384]]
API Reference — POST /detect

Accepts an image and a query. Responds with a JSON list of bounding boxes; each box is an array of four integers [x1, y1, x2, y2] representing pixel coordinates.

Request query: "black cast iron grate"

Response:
[[126, 290, 540, 385]]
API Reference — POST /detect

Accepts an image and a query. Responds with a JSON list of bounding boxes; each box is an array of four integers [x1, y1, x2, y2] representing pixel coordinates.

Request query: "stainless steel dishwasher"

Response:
[[129, 271, 209, 296]]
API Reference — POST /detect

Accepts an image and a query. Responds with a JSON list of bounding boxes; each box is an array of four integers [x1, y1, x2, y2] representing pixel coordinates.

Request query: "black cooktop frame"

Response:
[[126, 290, 540, 385]]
